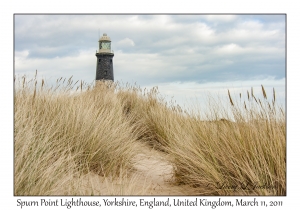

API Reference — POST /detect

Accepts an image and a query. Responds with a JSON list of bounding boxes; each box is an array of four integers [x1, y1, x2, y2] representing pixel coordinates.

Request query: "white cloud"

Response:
[[117, 38, 135, 47], [240, 20, 263, 30], [15, 50, 29, 61], [205, 15, 237, 22], [214, 43, 243, 54]]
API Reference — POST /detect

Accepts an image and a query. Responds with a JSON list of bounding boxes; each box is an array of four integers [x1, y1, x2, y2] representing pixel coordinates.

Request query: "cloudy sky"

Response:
[[14, 14, 286, 110]]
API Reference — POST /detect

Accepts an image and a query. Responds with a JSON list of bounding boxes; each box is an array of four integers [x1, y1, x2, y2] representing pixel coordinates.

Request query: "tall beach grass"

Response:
[[14, 73, 286, 195]]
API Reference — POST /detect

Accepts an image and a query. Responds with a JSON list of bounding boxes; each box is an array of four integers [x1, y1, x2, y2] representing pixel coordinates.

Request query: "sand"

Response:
[[130, 142, 195, 195]]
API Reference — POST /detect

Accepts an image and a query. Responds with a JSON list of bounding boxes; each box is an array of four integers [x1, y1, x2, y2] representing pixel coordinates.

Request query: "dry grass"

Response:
[[14, 76, 141, 195], [14, 74, 286, 195]]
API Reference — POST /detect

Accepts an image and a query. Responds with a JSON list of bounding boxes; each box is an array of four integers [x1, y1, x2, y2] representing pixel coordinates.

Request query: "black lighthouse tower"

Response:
[[95, 33, 114, 81]]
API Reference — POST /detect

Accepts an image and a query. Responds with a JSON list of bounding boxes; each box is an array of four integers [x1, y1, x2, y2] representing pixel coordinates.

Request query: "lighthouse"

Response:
[[95, 33, 114, 81]]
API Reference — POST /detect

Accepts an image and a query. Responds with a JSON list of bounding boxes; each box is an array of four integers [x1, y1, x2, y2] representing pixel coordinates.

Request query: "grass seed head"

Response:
[[247, 90, 250, 101], [228, 90, 234, 106], [261, 85, 267, 99]]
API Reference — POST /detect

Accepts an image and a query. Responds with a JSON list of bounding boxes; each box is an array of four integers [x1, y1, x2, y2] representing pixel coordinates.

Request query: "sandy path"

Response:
[[63, 142, 196, 195], [131, 142, 195, 195]]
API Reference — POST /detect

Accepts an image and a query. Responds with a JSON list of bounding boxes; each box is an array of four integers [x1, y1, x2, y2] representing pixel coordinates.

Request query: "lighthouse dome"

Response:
[[99, 33, 111, 42]]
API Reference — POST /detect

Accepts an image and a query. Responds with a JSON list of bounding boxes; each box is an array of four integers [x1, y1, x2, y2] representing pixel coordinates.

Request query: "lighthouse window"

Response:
[[99, 59, 101, 62], [104, 71, 107, 75], [101, 42, 111, 50], [110, 59, 112, 63]]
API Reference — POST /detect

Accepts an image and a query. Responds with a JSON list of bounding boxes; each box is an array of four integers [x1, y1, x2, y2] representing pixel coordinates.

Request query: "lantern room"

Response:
[[98, 33, 113, 54]]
